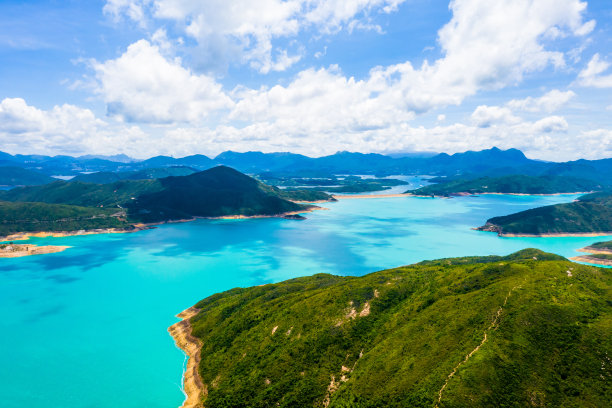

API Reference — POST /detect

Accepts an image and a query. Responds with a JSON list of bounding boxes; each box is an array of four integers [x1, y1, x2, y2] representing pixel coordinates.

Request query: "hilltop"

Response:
[[477, 192, 612, 236], [172, 249, 611, 408]]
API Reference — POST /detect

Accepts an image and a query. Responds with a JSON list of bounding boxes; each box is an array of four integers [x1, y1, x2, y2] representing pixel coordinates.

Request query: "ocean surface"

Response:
[[1, 193, 611, 408]]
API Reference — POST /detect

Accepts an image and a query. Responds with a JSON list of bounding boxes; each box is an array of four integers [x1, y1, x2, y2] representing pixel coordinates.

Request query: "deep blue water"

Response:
[[0, 194, 610, 408]]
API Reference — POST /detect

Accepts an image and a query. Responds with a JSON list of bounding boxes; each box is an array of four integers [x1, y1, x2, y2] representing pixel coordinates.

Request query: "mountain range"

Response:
[[1, 148, 611, 187]]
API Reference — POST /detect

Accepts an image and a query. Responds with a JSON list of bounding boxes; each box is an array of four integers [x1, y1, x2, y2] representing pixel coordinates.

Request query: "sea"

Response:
[[1, 189, 610, 407]]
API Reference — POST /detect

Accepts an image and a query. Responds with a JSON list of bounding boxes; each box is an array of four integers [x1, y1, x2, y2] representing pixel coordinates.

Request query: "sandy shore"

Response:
[[169, 307, 205, 408], [1, 207, 322, 243], [0, 244, 71, 258], [577, 246, 612, 255], [333, 193, 410, 199], [0, 225, 155, 243], [498, 232, 612, 238], [570, 255, 612, 266]]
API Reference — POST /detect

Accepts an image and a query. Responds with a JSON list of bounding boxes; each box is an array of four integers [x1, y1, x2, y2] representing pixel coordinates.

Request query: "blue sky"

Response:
[[0, 0, 611, 160]]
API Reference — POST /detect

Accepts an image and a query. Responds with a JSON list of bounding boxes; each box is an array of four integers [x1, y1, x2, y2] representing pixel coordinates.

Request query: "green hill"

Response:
[[0, 166, 331, 227], [0, 179, 164, 208], [408, 175, 601, 196], [179, 249, 611, 407], [0, 166, 55, 186], [477, 192, 612, 236], [0, 201, 130, 237], [127, 166, 315, 222]]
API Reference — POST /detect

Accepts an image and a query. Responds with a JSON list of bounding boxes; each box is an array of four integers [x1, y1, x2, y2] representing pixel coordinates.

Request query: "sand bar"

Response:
[[498, 232, 612, 238], [0, 243, 70, 258], [169, 307, 205, 408]]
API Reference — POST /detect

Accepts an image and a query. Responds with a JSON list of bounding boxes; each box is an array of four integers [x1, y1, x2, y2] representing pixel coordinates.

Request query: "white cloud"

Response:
[[577, 54, 612, 88], [506, 89, 576, 113], [471, 105, 521, 128], [104, 0, 405, 73], [90, 40, 234, 123]]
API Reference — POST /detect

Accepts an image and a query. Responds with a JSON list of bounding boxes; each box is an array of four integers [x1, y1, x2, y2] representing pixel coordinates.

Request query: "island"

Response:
[[170, 249, 610, 408], [258, 174, 409, 194], [408, 175, 601, 197], [476, 192, 612, 236], [0, 166, 334, 240]]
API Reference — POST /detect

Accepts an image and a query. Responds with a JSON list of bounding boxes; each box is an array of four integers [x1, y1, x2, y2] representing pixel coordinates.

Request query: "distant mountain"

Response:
[[477, 192, 612, 236], [1, 148, 610, 183], [214, 151, 312, 173], [0, 166, 55, 186], [78, 154, 135, 163], [409, 175, 603, 196], [179, 249, 610, 407]]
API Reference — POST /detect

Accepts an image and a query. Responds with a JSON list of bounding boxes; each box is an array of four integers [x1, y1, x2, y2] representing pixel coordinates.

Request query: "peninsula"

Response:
[[408, 175, 602, 197], [0, 166, 333, 240], [571, 240, 612, 266], [170, 249, 610, 407], [476, 192, 612, 236]]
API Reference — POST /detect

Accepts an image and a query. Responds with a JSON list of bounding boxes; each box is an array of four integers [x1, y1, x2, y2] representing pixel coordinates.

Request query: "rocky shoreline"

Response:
[[168, 307, 205, 408]]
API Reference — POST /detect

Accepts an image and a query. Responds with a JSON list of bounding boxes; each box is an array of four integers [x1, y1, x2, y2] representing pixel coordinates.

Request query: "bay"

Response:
[[1, 193, 610, 408]]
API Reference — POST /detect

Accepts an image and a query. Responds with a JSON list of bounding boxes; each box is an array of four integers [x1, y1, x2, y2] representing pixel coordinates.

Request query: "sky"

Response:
[[0, 0, 611, 160]]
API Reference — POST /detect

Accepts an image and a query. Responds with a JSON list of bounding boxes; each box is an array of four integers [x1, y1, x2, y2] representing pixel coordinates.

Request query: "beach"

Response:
[[169, 307, 205, 408], [570, 255, 612, 266]]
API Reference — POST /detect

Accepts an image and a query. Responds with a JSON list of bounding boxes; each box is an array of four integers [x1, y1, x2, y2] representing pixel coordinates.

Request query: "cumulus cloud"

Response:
[[577, 53, 612, 87], [506, 89, 576, 113], [104, 0, 405, 73], [471, 105, 521, 128], [90, 40, 234, 123]]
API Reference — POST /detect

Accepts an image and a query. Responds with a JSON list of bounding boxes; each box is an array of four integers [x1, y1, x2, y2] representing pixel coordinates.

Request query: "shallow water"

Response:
[[1, 193, 610, 408]]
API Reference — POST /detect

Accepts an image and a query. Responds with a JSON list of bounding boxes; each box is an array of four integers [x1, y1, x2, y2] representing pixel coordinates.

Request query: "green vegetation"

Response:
[[185, 249, 611, 407], [0, 179, 164, 208], [408, 175, 601, 196], [589, 240, 612, 250], [0, 201, 129, 237], [0, 166, 55, 186], [127, 166, 313, 222], [588, 253, 612, 261], [478, 192, 612, 235], [0, 166, 328, 233]]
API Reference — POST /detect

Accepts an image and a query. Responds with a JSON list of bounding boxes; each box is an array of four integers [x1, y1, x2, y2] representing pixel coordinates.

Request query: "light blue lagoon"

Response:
[[1, 194, 610, 408]]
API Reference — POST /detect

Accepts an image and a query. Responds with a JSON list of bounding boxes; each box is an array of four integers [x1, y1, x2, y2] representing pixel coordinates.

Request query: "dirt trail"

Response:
[[168, 307, 206, 408], [435, 287, 518, 407]]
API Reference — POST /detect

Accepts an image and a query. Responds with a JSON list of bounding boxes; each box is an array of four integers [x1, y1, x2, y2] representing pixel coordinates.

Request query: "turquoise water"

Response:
[[1, 194, 610, 408]]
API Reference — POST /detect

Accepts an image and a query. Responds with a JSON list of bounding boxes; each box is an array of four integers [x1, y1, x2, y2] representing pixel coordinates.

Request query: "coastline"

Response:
[[0, 244, 71, 258], [168, 307, 205, 408], [570, 255, 612, 267], [578, 247, 612, 255], [497, 232, 612, 238], [409, 191, 592, 198], [333, 193, 410, 199], [0, 207, 324, 242]]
